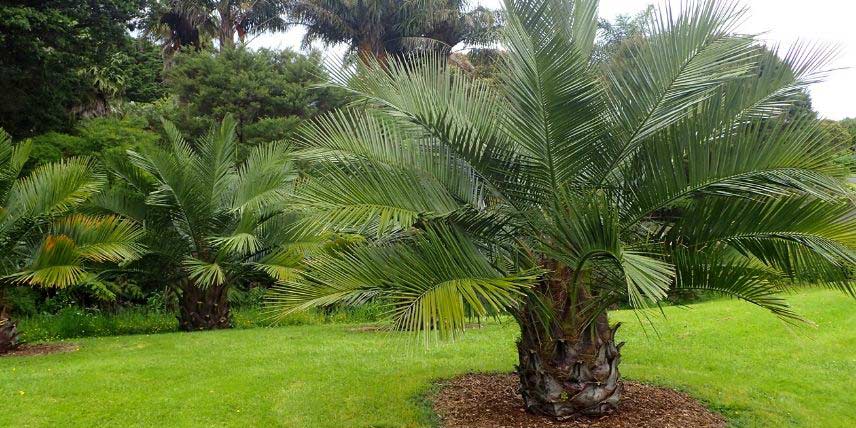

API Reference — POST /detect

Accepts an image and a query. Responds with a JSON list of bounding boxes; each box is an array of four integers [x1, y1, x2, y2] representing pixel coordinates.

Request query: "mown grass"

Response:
[[1, 290, 853, 427]]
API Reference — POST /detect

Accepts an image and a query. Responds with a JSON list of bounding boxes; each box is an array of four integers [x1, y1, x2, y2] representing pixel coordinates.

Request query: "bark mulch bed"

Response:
[[433, 373, 726, 428], [1, 343, 79, 357]]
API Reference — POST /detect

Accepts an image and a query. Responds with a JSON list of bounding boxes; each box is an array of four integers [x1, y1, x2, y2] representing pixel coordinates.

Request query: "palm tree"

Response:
[[142, 0, 288, 56], [0, 130, 144, 354], [97, 116, 314, 330], [284, 0, 501, 62], [270, 0, 856, 418]]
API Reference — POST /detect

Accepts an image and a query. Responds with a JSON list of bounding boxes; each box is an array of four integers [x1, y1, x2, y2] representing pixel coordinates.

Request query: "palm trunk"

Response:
[[515, 266, 623, 418], [218, 9, 235, 51], [177, 281, 231, 331], [357, 41, 386, 66], [0, 310, 20, 355]]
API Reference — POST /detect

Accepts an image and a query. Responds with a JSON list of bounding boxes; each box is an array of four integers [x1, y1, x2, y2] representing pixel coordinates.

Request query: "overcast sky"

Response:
[[252, 0, 855, 120]]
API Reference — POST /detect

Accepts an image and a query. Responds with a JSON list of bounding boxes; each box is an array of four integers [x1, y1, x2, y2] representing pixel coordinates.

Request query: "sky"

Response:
[[251, 0, 856, 120]]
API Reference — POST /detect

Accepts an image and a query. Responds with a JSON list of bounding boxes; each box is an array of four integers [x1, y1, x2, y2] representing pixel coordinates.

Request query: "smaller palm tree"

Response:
[[0, 130, 144, 354], [97, 116, 312, 330]]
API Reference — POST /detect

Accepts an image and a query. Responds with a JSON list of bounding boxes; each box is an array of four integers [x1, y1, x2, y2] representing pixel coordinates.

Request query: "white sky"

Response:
[[251, 0, 856, 120]]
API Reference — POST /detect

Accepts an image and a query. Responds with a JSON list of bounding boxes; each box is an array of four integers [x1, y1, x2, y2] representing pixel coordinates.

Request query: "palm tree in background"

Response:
[[284, 0, 502, 62], [271, 0, 855, 418], [0, 130, 144, 354], [142, 0, 289, 58], [96, 116, 325, 330]]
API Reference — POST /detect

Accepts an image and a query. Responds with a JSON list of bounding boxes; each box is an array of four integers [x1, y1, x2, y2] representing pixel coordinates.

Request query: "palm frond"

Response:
[[269, 225, 540, 340], [599, 0, 756, 181], [183, 257, 226, 288], [51, 215, 145, 263], [500, 0, 608, 190], [295, 158, 461, 236]]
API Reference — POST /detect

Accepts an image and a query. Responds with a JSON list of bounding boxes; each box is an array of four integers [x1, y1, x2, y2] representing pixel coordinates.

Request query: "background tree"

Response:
[[164, 47, 346, 146], [271, 0, 855, 418], [123, 38, 170, 103], [284, 0, 501, 62], [96, 116, 314, 330], [0, 129, 144, 353], [0, 0, 145, 137]]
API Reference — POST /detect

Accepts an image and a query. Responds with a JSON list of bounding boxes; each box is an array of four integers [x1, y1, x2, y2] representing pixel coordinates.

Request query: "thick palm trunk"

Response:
[[515, 266, 623, 418], [177, 281, 231, 331], [0, 311, 20, 354]]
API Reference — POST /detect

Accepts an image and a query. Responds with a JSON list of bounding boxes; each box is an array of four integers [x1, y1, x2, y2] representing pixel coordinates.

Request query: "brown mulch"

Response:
[[2, 343, 79, 357], [433, 373, 726, 428]]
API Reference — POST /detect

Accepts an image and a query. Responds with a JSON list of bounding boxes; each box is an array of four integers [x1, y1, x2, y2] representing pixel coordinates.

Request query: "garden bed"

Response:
[[432, 373, 726, 428], [2, 343, 78, 357]]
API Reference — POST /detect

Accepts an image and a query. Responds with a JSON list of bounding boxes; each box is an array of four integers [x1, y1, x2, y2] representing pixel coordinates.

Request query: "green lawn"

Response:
[[1, 290, 854, 427]]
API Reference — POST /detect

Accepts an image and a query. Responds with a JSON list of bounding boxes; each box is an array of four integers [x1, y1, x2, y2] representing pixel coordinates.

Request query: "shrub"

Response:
[[25, 115, 160, 169], [17, 304, 386, 342]]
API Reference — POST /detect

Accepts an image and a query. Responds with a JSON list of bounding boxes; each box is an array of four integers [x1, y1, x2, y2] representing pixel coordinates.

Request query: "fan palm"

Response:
[[271, 0, 856, 418], [97, 116, 315, 330], [285, 0, 501, 62], [0, 130, 144, 354]]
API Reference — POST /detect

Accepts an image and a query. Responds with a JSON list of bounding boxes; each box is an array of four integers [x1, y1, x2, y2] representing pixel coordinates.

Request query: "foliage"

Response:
[[0, 0, 145, 137], [285, 0, 502, 61], [272, 0, 855, 346], [840, 117, 856, 148], [820, 119, 856, 174], [0, 127, 143, 354], [25, 115, 160, 170], [165, 47, 346, 145], [0, 129, 144, 288], [0, 291, 852, 427], [14, 303, 384, 342], [123, 37, 168, 103], [593, 5, 652, 64]]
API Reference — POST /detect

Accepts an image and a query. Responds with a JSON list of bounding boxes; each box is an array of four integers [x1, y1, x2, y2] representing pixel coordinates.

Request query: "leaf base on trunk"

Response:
[[177, 283, 232, 331], [516, 318, 623, 418]]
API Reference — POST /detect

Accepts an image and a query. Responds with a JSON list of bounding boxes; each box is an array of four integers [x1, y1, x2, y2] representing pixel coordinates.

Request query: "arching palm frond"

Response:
[[269, 225, 539, 340]]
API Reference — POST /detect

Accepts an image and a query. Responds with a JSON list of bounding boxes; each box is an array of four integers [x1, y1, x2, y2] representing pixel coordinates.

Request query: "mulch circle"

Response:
[[433, 373, 726, 428], [2, 343, 79, 357]]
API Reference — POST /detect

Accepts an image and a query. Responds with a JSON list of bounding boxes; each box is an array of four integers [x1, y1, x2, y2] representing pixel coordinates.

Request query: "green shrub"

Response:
[[243, 116, 302, 145], [76, 115, 159, 156], [25, 115, 159, 169], [26, 132, 87, 169], [0, 287, 40, 317], [17, 304, 387, 343], [165, 48, 347, 144]]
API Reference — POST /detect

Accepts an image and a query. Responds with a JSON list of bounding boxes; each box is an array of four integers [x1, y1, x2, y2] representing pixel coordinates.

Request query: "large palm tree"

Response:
[[97, 116, 316, 330], [270, 0, 856, 418], [284, 0, 501, 62], [0, 130, 144, 354]]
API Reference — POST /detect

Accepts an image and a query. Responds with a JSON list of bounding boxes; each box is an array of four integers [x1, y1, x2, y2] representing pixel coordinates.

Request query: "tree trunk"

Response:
[[218, 9, 235, 51], [357, 40, 386, 66], [515, 266, 623, 418], [0, 310, 20, 355], [177, 281, 231, 331]]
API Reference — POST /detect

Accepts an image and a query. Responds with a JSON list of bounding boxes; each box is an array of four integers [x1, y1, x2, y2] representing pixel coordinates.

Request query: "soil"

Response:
[[433, 373, 726, 428], [1, 343, 79, 357]]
